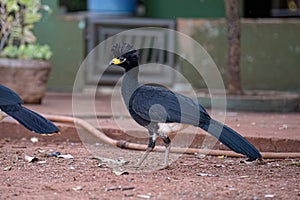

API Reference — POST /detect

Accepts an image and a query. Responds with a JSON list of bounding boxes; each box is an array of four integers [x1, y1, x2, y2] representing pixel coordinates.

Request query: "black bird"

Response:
[[0, 84, 59, 134], [109, 43, 262, 168]]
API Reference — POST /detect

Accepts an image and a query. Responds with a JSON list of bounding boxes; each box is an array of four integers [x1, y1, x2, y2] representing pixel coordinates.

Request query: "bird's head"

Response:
[[109, 43, 139, 71]]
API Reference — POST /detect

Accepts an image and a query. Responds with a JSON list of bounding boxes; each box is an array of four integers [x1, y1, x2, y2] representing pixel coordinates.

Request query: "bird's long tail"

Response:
[[200, 119, 262, 160], [1, 105, 59, 134]]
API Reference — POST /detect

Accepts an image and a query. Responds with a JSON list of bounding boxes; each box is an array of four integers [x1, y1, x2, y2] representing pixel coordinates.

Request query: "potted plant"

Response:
[[0, 0, 52, 104]]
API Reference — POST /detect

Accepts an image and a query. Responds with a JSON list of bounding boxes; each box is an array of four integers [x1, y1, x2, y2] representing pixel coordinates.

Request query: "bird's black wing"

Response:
[[129, 85, 211, 126], [0, 84, 23, 105]]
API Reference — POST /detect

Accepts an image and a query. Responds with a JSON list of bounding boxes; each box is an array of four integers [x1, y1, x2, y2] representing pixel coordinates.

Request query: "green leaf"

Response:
[[0, 0, 52, 57], [19, 0, 32, 5], [1, 44, 52, 60], [24, 12, 42, 24], [6, 0, 19, 12]]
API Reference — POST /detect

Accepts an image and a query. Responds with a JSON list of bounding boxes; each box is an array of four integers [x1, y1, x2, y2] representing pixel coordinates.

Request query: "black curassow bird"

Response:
[[0, 84, 59, 134], [109, 43, 262, 168]]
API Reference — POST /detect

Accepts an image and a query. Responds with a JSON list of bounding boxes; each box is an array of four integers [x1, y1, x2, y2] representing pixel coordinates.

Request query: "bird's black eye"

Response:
[[119, 57, 126, 62]]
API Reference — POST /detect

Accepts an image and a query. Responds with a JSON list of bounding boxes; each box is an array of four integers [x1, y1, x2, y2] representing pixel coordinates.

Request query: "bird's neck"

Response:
[[121, 67, 140, 108]]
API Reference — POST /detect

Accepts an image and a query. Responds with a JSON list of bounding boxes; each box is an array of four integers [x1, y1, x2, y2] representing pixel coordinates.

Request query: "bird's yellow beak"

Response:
[[109, 58, 121, 65]]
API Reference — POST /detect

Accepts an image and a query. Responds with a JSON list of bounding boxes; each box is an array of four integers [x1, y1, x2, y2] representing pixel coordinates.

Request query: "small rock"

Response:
[[137, 194, 151, 199], [72, 186, 83, 191], [30, 137, 39, 143], [279, 124, 288, 130], [252, 195, 259, 200], [265, 194, 275, 198], [195, 153, 206, 159], [214, 164, 225, 168], [4, 166, 12, 171], [196, 172, 218, 177]]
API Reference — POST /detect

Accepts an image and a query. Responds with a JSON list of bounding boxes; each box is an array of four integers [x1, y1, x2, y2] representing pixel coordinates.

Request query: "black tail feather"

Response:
[[3, 106, 59, 134], [200, 119, 262, 160]]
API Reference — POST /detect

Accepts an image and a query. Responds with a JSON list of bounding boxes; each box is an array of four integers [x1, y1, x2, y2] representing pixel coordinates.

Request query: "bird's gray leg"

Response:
[[136, 130, 157, 167], [157, 131, 171, 169]]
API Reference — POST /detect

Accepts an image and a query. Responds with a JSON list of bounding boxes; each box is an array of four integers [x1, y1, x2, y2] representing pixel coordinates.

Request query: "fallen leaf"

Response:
[[121, 186, 135, 191], [106, 186, 121, 191], [38, 149, 48, 157], [112, 169, 129, 176], [93, 155, 129, 165], [196, 172, 218, 177], [137, 194, 151, 199], [239, 175, 249, 179], [214, 164, 225, 168], [48, 152, 61, 157], [4, 166, 12, 171], [125, 194, 134, 197], [57, 154, 74, 159], [72, 186, 83, 191], [37, 160, 47, 164], [24, 155, 38, 163], [286, 161, 300, 166]]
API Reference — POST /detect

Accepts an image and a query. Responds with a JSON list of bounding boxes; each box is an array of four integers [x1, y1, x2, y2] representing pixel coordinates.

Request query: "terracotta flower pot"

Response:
[[0, 58, 52, 104]]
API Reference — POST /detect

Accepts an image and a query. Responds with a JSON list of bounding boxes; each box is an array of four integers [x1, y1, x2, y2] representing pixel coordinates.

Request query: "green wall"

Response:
[[179, 19, 300, 92], [34, 0, 84, 91], [144, 0, 225, 18]]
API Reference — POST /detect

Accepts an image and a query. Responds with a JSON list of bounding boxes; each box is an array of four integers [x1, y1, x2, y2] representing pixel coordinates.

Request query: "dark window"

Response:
[[244, 0, 300, 18]]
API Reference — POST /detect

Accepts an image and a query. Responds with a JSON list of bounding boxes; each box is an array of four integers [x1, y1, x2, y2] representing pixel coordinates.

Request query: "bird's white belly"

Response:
[[0, 109, 8, 121], [157, 123, 189, 135]]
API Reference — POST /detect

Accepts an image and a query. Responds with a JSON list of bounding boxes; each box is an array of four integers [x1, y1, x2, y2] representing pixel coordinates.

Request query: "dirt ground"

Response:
[[0, 139, 299, 200]]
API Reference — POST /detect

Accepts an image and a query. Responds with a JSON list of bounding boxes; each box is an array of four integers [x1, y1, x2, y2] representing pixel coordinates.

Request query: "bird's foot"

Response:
[[134, 163, 142, 169], [241, 157, 265, 165], [158, 164, 170, 170]]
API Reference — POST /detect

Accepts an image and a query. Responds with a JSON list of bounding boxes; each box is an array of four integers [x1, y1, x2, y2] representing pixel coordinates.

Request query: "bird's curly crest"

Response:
[[111, 43, 134, 58]]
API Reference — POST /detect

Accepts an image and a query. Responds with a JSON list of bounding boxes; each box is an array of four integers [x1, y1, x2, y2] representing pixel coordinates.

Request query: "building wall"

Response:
[[34, 0, 84, 91], [144, 0, 226, 18], [178, 18, 300, 92]]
